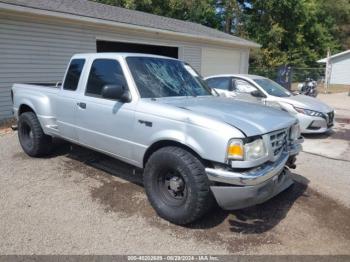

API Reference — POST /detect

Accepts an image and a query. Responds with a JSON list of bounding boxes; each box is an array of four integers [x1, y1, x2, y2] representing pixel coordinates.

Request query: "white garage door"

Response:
[[201, 47, 248, 77]]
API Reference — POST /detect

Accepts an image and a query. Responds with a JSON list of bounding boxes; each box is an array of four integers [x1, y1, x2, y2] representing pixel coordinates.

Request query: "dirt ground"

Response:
[[0, 93, 350, 255], [291, 83, 350, 94]]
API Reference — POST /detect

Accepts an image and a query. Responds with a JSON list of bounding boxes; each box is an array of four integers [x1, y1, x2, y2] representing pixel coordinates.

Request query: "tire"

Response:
[[18, 112, 52, 157], [143, 146, 213, 225]]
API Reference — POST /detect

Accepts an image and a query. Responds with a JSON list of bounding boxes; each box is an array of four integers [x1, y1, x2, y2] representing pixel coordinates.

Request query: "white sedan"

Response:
[[204, 74, 334, 134]]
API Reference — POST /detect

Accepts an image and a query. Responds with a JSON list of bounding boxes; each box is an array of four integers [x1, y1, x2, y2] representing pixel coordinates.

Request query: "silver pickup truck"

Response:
[[12, 53, 303, 225]]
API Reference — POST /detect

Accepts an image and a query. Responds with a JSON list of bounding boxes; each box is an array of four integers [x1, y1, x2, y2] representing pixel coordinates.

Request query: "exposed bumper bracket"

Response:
[[211, 168, 294, 210], [205, 139, 302, 210], [205, 152, 289, 186]]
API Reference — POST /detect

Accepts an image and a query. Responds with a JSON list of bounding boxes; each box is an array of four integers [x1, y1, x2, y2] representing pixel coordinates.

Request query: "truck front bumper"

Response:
[[209, 167, 293, 210], [205, 139, 302, 210]]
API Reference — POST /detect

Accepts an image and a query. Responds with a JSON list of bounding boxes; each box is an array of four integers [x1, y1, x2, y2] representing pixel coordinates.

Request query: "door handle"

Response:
[[77, 102, 86, 109]]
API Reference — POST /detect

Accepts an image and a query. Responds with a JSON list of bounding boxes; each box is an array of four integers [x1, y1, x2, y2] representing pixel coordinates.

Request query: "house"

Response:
[[318, 50, 350, 85], [0, 0, 259, 121]]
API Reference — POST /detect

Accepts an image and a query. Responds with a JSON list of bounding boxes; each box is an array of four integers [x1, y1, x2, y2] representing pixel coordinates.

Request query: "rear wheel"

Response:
[[143, 146, 213, 225], [18, 112, 52, 157]]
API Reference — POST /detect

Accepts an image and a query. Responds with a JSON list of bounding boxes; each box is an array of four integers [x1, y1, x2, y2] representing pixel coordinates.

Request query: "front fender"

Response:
[[135, 122, 241, 166], [147, 129, 204, 159]]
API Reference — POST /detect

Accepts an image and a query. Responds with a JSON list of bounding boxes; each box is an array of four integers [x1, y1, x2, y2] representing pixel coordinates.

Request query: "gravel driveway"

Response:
[[0, 93, 349, 255]]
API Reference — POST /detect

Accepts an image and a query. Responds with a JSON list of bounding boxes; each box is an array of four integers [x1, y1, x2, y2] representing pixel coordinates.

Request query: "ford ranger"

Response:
[[12, 53, 303, 225]]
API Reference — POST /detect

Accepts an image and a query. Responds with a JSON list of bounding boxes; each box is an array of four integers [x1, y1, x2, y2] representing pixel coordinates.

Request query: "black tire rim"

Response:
[[157, 169, 188, 207], [19, 121, 34, 150]]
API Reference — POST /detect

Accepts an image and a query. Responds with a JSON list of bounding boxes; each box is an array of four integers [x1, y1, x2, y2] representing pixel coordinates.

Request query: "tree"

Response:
[[240, 0, 340, 68], [215, 0, 240, 33], [91, 0, 349, 68], [91, 0, 221, 29], [316, 0, 350, 50]]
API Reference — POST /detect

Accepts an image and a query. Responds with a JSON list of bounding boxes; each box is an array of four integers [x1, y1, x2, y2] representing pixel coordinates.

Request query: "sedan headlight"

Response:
[[290, 123, 301, 140], [294, 107, 323, 117], [227, 138, 267, 161]]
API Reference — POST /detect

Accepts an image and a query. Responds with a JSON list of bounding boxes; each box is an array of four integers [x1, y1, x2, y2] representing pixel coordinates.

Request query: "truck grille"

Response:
[[269, 129, 288, 158]]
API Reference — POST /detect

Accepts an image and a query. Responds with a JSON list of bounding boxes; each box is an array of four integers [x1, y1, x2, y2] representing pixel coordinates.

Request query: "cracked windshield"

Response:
[[126, 56, 212, 98]]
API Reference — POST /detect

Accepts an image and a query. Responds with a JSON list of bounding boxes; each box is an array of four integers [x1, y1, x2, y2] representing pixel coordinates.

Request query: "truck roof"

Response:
[[72, 52, 178, 60]]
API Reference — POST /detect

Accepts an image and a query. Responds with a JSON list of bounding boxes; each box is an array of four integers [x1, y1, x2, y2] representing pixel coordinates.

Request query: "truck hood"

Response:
[[158, 96, 297, 137], [278, 95, 333, 113]]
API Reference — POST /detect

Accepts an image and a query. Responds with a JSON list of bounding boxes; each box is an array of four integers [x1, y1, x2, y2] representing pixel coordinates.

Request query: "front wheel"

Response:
[[18, 112, 52, 157], [143, 146, 213, 225]]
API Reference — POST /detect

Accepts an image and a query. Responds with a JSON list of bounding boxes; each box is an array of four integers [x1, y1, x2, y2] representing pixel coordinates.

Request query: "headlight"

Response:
[[290, 123, 301, 140], [227, 138, 267, 161], [244, 138, 267, 161], [294, 107, 323, 117]]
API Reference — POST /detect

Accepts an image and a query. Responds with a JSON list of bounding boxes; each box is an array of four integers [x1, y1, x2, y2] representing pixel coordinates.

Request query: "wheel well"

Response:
[[143, 140, 211, 168], [18, 104, 34, 115]]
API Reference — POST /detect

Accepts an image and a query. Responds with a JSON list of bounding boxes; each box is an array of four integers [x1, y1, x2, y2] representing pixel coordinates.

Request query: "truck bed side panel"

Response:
[[12, 83, 60, 136]]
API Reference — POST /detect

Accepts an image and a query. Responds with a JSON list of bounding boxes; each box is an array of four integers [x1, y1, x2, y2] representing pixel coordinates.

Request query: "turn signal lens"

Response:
[[227, 140, 244, 160]]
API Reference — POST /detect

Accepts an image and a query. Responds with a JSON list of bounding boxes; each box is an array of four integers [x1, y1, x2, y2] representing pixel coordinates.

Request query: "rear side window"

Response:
[[63, 59, 85, 91], [86, 59, 127, 98], [206, 77, 230, 90]]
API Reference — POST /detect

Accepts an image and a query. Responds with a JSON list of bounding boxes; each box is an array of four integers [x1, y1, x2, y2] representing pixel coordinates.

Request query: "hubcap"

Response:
[[158, 169, 187, 206], [169, 176, 184, 192]]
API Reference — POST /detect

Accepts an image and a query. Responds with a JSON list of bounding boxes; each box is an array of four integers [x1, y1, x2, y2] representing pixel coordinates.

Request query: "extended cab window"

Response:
[[63, 59, 85, 91], [206, 77, 230, 90], [86, 59, 127, 98]]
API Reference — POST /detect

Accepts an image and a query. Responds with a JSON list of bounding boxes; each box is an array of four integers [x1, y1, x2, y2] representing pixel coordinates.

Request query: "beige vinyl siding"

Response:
[[179, 46, 202, 72], [200, 47, 249, 77], [239, 49, 250, 74], [330, 53, 350, 85]]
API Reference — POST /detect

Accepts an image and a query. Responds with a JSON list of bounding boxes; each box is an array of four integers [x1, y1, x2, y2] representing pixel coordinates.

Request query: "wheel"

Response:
[[18, 112, 52, 157], [143, 146, 213, 225]]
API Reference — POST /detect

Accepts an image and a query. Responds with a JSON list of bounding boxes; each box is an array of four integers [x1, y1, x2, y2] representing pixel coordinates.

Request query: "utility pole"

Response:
[[325, 48, 331, 94]]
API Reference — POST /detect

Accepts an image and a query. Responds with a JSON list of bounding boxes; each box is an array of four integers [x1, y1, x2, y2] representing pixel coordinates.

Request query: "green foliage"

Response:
[[91, 0, 221, 28], [241, 0, 342, 68], [315, 0, 350, 50]]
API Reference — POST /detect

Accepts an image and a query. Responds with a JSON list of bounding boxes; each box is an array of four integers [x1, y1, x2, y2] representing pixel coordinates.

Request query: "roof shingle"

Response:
[[0, 0, 259, 47]]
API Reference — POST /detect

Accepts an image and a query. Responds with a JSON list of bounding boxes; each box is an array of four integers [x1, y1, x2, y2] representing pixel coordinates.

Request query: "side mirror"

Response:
[[250, 90, 265, 98], [101, 85, 131, 102]]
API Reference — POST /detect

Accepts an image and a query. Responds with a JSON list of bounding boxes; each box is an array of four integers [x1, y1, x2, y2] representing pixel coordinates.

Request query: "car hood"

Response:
[[158, 96, 297, 137], [279, 95, 333, 113]]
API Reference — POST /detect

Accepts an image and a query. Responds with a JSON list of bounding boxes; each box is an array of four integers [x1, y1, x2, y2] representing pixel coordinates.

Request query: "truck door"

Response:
[[56, 58, 86, 142], [75, 58, 136, 162]]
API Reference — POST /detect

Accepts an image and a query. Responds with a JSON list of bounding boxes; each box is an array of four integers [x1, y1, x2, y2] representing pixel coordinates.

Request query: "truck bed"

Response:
[[12, 83, 60, 95]]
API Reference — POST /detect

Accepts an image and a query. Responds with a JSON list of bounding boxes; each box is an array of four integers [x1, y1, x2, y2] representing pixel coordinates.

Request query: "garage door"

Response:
[[201, 47, 243, 77], [97, 40, 178, 59]]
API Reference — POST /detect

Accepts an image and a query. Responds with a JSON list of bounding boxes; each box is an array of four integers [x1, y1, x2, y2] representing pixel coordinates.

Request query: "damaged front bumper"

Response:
[[205, 138, 303, 210]]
